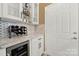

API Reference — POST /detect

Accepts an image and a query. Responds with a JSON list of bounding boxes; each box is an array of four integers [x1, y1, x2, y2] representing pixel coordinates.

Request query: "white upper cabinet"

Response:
[[0, 4, 3, 17], [0, 3, 39, 23], [30, 3, 39, 25], [0, 3, 23, 21]]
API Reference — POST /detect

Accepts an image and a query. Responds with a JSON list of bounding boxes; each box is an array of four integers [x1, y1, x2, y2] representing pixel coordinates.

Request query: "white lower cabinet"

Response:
[[39, 36, 44, 56], [31, 36, 44, 56]]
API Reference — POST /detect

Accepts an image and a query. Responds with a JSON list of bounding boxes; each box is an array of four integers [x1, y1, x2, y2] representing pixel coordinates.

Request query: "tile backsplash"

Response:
[[0, 17, 44, 39], [26, 24, 45, 35]]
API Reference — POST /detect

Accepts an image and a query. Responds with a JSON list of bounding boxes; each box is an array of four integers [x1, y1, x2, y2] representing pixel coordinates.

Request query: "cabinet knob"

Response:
[[72, 37, 77, 40], [73, 32, 77, 34], [38, 38, 41, 40], [38, 42, 41, 49]]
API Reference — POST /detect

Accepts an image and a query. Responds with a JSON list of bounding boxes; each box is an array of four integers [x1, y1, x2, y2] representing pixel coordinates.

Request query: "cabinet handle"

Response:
[[72, 37, 77, 40], [21, 12, 22, 18], [73, 32, 77, 34], [38, 38, 41, 40], [38, 42, 41, 49]]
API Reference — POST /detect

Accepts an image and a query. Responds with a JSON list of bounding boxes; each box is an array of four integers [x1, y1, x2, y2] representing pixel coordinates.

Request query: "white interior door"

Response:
[[45, 3, 78, 56]]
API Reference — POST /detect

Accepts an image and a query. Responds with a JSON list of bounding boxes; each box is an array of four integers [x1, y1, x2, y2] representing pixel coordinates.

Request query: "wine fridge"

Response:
[[6, 40, 29, 56]]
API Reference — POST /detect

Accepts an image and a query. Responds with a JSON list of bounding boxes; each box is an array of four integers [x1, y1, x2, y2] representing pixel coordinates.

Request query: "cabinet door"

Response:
[[31, 3, 39, 24], [0, 4, 3, 17], [31, 38, 39, 56], [38, 36, 44, 56], [2, 3, 22, 21], [31, 36, 44, 56]]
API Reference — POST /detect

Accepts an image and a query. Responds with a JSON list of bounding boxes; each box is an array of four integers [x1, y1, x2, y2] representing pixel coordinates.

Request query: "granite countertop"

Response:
[[0, 33, 43, 49]]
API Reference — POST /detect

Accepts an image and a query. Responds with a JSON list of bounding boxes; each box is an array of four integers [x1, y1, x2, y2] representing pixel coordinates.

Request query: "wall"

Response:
[[39, 3, 50, 24], [26, 24, 35, 35]]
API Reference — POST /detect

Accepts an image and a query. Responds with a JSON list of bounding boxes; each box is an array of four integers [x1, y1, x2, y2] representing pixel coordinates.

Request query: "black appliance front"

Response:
[[6, 40, 29, 56]]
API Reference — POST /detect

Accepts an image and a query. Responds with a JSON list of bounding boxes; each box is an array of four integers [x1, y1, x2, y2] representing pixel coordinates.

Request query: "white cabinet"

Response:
[[30, 3, 39, 25], [0, 3, 23, 21], [31, 36, 44, 56], [38, 36, 44, 56], [0, 49, 6, 56], [0, 4, 3, 17], [31, 37, 39, 56]]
